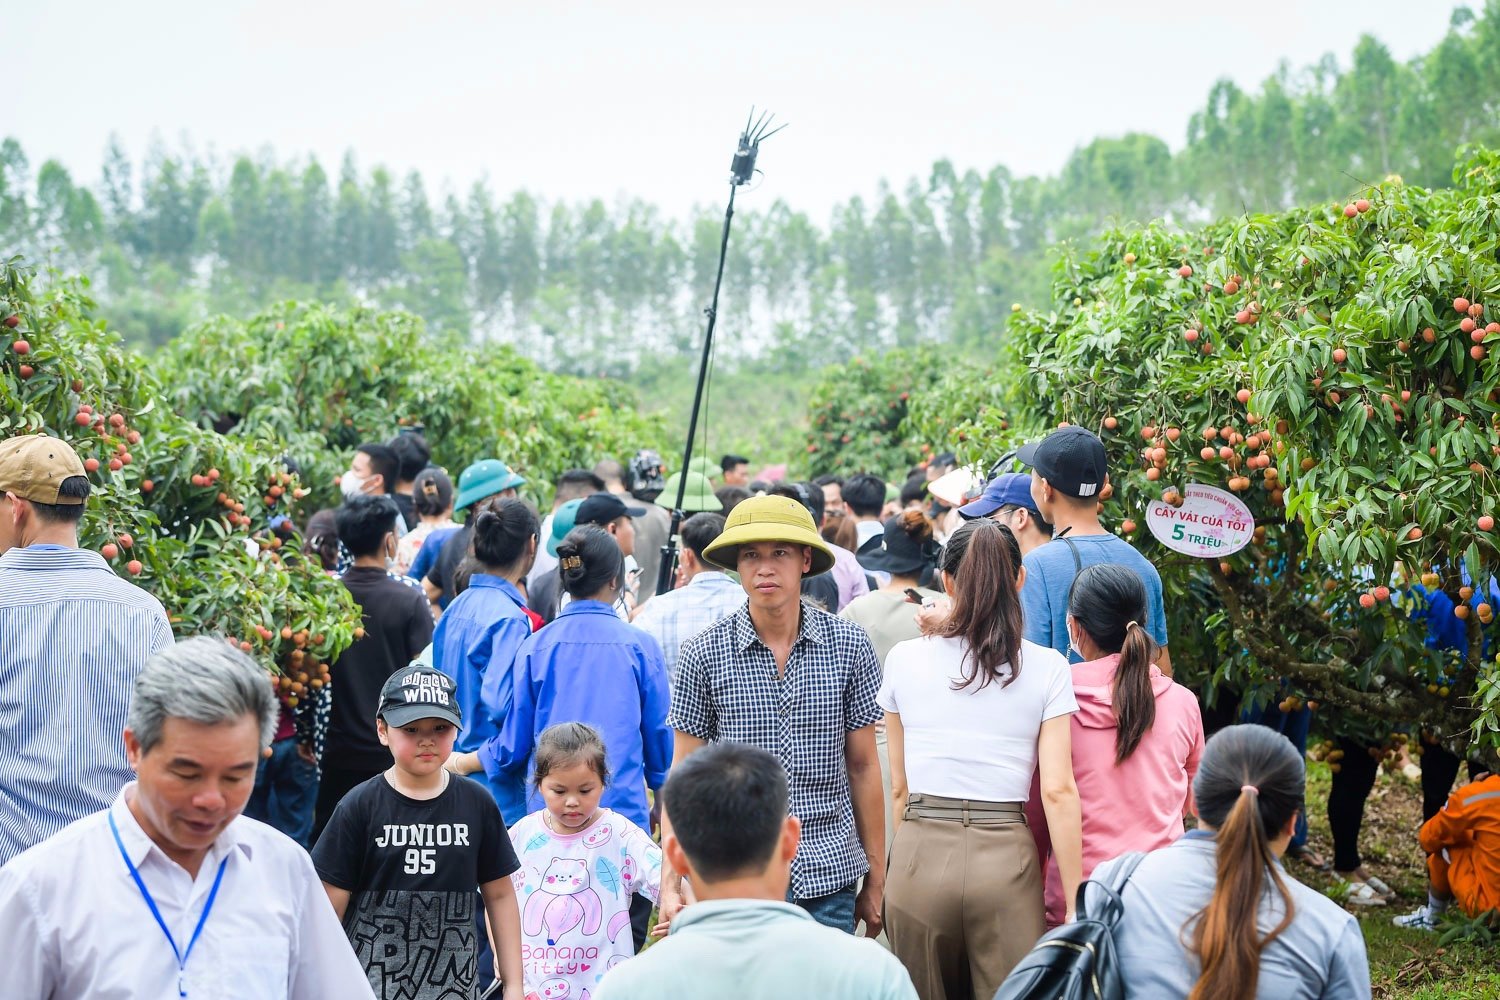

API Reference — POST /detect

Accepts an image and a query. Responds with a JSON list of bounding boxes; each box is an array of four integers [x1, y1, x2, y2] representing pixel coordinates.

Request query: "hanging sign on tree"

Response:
[[1145, 484, 1254, 557]]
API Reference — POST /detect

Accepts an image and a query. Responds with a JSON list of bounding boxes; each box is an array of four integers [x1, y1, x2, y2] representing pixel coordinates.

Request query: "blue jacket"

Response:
[[432, 574, 532, 821], [492, 600, 672, 829]]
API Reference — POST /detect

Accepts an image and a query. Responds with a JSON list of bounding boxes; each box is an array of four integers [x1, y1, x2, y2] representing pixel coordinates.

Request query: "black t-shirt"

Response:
[[327, 568, 435, 771], [530, 571, 562, 624], [313, 773, 520, 1000], [392, 491, 418, 532]]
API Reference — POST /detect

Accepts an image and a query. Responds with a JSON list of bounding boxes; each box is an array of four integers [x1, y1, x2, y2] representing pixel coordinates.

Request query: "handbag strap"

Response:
[[1076, 850, 1146, 925]]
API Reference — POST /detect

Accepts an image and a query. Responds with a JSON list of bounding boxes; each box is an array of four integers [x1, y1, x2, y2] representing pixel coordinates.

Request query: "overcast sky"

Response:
[[10, 0, 1459, 221]]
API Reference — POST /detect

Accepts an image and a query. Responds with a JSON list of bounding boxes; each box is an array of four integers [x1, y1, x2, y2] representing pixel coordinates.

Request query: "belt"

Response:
[[904, 793, 1026, 827]]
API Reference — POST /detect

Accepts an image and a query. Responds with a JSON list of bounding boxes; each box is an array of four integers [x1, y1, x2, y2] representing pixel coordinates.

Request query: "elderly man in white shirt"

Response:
[[0, 636, 373, 1000]]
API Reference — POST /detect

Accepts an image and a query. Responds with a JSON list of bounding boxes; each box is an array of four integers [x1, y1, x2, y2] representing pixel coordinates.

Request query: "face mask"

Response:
[[340, 473, 367, 500]]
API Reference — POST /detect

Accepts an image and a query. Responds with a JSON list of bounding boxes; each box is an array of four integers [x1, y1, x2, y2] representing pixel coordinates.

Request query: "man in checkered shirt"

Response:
[[660, 495, 886, 936]]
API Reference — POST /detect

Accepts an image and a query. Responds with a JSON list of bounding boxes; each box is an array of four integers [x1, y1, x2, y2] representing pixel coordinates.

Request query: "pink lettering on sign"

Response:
[[1145, 484, 1254, 558]]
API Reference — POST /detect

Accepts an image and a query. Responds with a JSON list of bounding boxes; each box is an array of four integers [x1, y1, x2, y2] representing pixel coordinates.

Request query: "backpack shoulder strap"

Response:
[[1103, 851, 1146, 893], [1077, 850, 1147, 923]]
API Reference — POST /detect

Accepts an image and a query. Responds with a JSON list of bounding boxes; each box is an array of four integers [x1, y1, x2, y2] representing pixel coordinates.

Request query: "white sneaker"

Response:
[[1343, 881, 1388, 907], [1393, 904, 1440, 931]]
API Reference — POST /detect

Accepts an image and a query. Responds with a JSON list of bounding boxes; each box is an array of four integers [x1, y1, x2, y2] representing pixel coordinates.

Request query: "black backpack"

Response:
[[992, 852, 1145, 1000]]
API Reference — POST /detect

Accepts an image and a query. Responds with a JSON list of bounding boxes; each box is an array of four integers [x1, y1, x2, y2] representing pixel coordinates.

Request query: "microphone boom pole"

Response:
[[656, 109, 784, 597]]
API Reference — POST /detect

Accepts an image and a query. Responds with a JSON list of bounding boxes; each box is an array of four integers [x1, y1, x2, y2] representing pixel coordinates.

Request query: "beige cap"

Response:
[[0, 434, 88, 505]]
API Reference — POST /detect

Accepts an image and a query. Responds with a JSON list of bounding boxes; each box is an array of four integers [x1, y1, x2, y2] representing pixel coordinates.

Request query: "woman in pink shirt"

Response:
[[1064, 563, 1204, 877]]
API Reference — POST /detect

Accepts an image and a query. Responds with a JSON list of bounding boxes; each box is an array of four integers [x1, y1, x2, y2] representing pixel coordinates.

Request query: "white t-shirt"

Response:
[[877, 635, 1077, 801]]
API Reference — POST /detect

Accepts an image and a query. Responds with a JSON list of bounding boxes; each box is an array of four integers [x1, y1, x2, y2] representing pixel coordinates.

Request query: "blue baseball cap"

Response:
[[958, 472, 1040, 520], [454, 459, 527, 512]]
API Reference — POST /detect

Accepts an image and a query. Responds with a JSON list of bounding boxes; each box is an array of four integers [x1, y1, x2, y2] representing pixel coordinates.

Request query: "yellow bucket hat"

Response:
[[702, 494, 836, 577]]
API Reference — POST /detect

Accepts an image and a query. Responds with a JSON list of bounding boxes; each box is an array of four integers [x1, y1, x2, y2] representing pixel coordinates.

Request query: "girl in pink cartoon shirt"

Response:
[[509, 724, 662, 1000]]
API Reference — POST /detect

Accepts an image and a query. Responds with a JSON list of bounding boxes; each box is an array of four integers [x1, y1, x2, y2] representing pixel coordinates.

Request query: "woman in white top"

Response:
[[878, 519, 1083, 1000]]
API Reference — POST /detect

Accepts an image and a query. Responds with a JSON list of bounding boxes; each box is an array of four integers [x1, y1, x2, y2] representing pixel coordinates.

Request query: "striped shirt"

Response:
[[668, 602, 883, 899], [0, 544, 172, 865]]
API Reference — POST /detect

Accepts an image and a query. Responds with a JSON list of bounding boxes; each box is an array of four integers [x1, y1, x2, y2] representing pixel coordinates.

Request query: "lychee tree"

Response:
[[0, 255, 360, 706], [912, 147, 1500, 751], [159, 303, 666, 510], [804, 348, 964, 478]]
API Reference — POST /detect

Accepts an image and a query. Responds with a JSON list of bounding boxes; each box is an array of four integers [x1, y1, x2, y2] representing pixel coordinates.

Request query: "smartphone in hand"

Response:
[[903, 588, 924, 604]]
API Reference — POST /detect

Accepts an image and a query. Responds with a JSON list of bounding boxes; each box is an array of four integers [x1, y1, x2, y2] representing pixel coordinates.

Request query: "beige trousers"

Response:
[[883, 794, 1045, 1000]]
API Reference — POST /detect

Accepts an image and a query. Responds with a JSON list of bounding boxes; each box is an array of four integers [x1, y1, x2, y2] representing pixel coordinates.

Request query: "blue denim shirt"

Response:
[[493, 600, 672, 830], [432, 573, 532, 822]]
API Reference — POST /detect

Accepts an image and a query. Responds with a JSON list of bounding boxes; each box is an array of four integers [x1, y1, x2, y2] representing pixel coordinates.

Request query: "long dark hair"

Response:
[[937, 519, 1024, 690], [1186, 725, 1303, 1000], [556, 525, 625, 600], [1068, 563, 1159, 763]]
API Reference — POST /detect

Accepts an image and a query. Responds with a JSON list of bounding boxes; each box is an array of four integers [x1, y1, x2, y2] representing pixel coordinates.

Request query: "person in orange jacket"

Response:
[[1394, 761, 1500, 930]]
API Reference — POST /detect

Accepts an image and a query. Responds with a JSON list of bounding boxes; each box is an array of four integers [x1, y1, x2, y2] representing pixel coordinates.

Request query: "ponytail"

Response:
[[1112, 622, 1157, 762], [937, 519, 1024, 690], [1186, 725, 1303, 1000], [1068, 563, 1159, 763]]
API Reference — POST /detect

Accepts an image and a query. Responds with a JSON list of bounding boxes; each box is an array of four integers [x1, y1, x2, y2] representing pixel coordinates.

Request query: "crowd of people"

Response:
[[1, 424, 1497, 1000]]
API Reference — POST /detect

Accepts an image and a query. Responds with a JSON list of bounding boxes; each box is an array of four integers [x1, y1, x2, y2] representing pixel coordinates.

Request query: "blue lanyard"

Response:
[[108, 811, 229, 998]]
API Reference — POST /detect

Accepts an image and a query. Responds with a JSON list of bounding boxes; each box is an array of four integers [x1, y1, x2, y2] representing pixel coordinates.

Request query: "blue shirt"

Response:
[[407, 526, 459, 589], [1021, 534, 1169, 662], [594, 899, 917, 1000], [494, 600, 672, 830], [0, 545, 173, 865], [1092, 836, 1370, 999], [1409, 577, 1499, 658], [432, 574, 533, 822]]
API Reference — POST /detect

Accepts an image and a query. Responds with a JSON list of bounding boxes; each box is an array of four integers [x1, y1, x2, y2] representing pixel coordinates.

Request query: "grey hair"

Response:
[[127, 636, 279, 754]]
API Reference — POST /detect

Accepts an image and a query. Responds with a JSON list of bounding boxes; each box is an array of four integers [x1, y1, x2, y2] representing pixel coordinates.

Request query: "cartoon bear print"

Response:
[[534, 978, 569, 999], [524, 858, 604, 945], [581, 823, 613, 849]]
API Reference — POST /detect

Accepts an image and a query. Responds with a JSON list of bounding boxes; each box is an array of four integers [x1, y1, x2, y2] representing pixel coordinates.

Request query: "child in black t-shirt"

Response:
[[314, 665, 524, 1000]]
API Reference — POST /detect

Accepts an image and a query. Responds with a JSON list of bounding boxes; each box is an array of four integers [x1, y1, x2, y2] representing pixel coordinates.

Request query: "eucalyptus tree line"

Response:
[[2, 6, 1498, 378]]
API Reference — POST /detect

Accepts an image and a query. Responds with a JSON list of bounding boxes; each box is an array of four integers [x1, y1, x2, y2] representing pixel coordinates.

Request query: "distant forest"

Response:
[[2, 5, 1498, 381]]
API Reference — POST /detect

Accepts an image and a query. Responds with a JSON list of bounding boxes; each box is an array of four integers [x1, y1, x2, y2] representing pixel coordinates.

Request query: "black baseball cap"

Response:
[[1017, 427, 1108, 499], [378, 665, 463, 728], [576, 492, 647, 526]]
